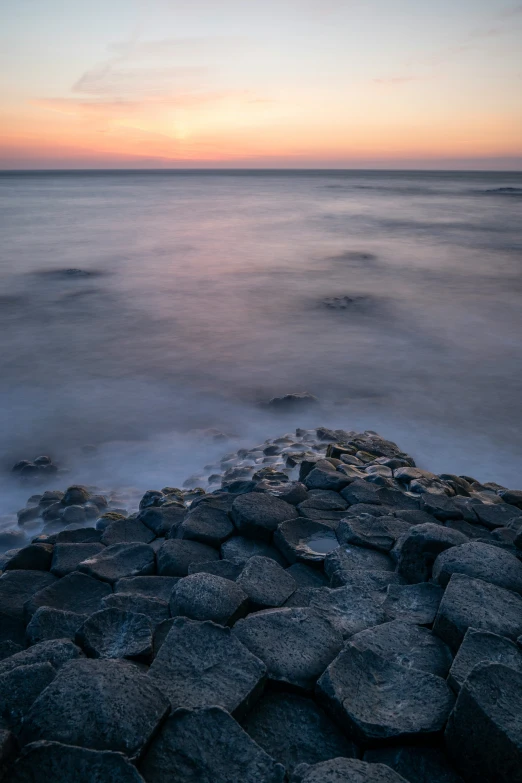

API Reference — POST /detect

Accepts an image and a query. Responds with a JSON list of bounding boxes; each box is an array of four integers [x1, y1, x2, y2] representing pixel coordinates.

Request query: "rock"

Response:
[[233, 607, 343, 691], [447, 627, 522, 692], [419, 495, 462, 521], [350, 620, 453, 677], [263, 481, 309, 505], [291, 758, 410, 782], [114, 575, 179, 601], [308, 586, 388, 638], [316, 645, 454, 745], [140, 705, 285, 782], [62, 486, 90, 506], [138, 504, 186, 537], [50, 543, 105, 577], [0, 530, 27, 552], [445, 663, 522, 783], [268, 392, 319, 410], [0, 570, 57, 645], [44, 527, 103, 544], [231, 493, 299, 541], [61, 505, 86, 526], [341, 480, 382, 505], [0, 641, 23, 660], [16, 506, 41, 526], [102, 593, 169, 626], [329, 568, 404, 591], [394, 509, 439, 526], [78, 543, 155, 584], [364, 746, 463, 783], [221, 536, 287, 566], [188, 559, 242, 581], [0, 662, 56, 730], [499, 488, 522, 509], [286, 563, 329, 587], [432, 541, 522, 593], [8, 741, 146, 782], [177, 504, 234, 546], [0, 639, 82, 677], [237, 556, 297, 609], [298, 490, 348, 513], [274, 519, 340, 565], [242, 690, 358, 774], [324, 545, 394, 579], [382, 583, 444, 626], [338, 515, 411, 552], [76, 608, 153, 661], [96, 512, 126, 531], [304, 463, 352, 493], [100, 517, 155, 546], [157, 539, 219, 576], [25, 571, 111, 618], [3, 544, 53, 572], [20, 658, 169, 756], [26, 607, 87, 645], [433, 574, 522, 651], [392, 524, 467, 583], [474, 502, 522, 530], [148, 617, 266, 715], [169, 572, 248, 625]]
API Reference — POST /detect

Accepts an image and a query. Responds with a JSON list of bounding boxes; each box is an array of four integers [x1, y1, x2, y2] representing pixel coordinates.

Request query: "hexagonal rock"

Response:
[[45, 527, 103, 544], [419, 494, 462, 521], [308, 586, 388, 639], [382, 582, 444, 626], [178, 504, 235, 546], [392, 524, 467, 583], [432, 541, 522, 594], [114, 575, 180, 601], [169, 572, 248, 625], [474, 502, 522, 530], [337, 516, 411, 553], [102, 593, 169, 626], [290, 758, 409, 783], [3, 544, 53, 572], [9, 741, 146, 783], [274, 519, 340, 566], [236, 556, 297, 609], [25, 572, 112, 619], [445, 663, 522, 783], [303, 463, 352, 493], [364, 746, 463, 783], [50, 543, 105, 578], [317, 645, 454, 745], [0, 570, 57, 645], [78, 543, 155, 584], [221, 536, 287, 567], [447, 627, 522, 692], [188, 559, 242, 581], [148, 617, 266, 715], [286, 563, 328, 588], [140, 706, 285, 783], [241, 690, 358, 774], [349, 620, 453, 678], [329, 567, 403, 591], [233, 607, 343, 691], [138, 504, 186, 537], [231, 493, 299, 541], [20, 658, 169, 757], [100, 517, 155, 546], [76, 608, 153, 660], [0, 662, 56, 730], [324, 546, 394, 581], [157, 539, 219, 576], [432, 574, 522, 651], [25, 607, 87, 645], [0, 639, 83, 677]]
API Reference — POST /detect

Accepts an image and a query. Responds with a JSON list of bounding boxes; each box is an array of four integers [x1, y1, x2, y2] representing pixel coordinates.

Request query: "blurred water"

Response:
[[1, 169, 521, 504]]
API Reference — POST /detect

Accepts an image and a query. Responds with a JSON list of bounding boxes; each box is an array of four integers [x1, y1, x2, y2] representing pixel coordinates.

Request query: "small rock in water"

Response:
[[267, 392, 319, 411]]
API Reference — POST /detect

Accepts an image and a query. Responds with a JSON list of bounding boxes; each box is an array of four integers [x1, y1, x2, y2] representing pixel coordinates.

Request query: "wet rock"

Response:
[[17, 506, 41, 526], [341, 480, 382, 505], [447, 627, 522, 692], [304, 463, 352, 492], [221, 536, 287, 566], [309, 585, 388, 638], [268, 392, 319, 410], [392, 524, 467, 583], [338, 515, 411, 552], [114, 575, 179, 601], [138, 504, 186, 537], [329, 568, 404, 591], [274, 519, 340, 565], [432, 541, 522, 593], [102, 593, 169, 625], [3, 544, 53, 572], [26, 607, 87, 645], [0, 570, 57, 645], [419, 495, 462, 521], [0, 639, 82, 676], [433, 573, 522, 651], [100, 517, 155, 546], [157, 539, 219, 576], [78, 543, 155, 583], [382, 582, 444, 626], [139, 490, 165, 510], [178, 504, 234, 546], [237, 556, 297, 608], [43, 527, 103, 544], [325, 545, 394, 579], [50, 543, 105, 577], [286, 563, 329, 587], [62, 486, 90, 506], [76, 608, 153, 661], [25, 571, 111, 618], [317, 645, 454, 745], [140, 705, 285, 783], [233, 607, 343, 691], [170, 572, 248, 625], [0, 662, 56, 731], [499, 488, 522, 509], [148, 617, 266, 715], [298, 490, 348, 513], [242, 690, 358, 774], [8, 741, 146, 782], [445, 663, 522, 783], [20, 658, 169, 757], [231, 493, 299, 541], [188, 559, 242, 580], [291, 758, 409, 782], [61, 505, 86, 526], [474, 502, 522, 530], [262, 481, 309, 505], [364, 746, 464, 783]]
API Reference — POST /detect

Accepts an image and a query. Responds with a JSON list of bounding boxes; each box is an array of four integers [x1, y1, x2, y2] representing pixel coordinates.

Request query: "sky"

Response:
[[1, 0, 521, 169]]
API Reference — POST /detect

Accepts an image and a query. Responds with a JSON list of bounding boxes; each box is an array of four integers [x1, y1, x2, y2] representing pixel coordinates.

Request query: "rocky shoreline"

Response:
[[1, 426, 522, 782]]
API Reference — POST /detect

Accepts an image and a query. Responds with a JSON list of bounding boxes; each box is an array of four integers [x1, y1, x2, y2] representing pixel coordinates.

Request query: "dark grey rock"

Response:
[[419, 494, 462, 521], [3, 544, 53, 572], [394, 509, 439, 526], [242, 690, 357, 774], [316, 645, 454, 745], [324, 546, 394, 580], [286, 563, 328, 588], [148, 617, 266, 715], [341, 480, 382, 505], [338, 515, 411, 552], [474, 502, 522, 530], [329, 567, 404, 590], [231, 493, 299, 540], [152, 618, 173, 655], [0, 662, 56, 730], [179, 504, 234, 546], [383, 583, 444, 626], [139, 490, 166, 510], [61, 505, 86, 526], [62, 486, 91, 506], [76, 608, 153, 661], [17, 506, 41, 526], [138, 504, 186, 537], [0, 530, 27, 552], [8, 741, 146, 782], [392, 524, 467, 583], [445, 663, 522, 783], [444, 518, 492, 541], [188, 559, 242, 581], [432, 541, 522, 593], [26, 607, 87, 645], [0, 641, 23, 660], [0, 639, 82, 677], [233, 607, 343, 691], [298, 491, 348, 513], [274, 519, 340, 565], [0, 728, 15, 772], [25, 571, 112, 618], [44, 527, 103, 544], [308, 586, 388, 638], [268, 391, 318, 410], [78, 543, 155, 584], [499, 489, 522, 509], [140, 705, 285, 783], [221, 536, 287, 567], [114, 575, 179, 601], [264, 481, 309, 505], [364, 746, 464, 783], [433, 573, 522, 651], [102, 593, 170, 626], [448, 627, 522, 692], [20, 658, 169, 757], [291, 758, 409, 783], [304, 463, 351, 493], [157, 539, 219, 576], [100, 517, 155, 546], [50, 543, 105, 578], [237, 556, 297, 609], [169, 572, 248, 625], [284, 587, 327, 608], [0, 570, 56, 644]]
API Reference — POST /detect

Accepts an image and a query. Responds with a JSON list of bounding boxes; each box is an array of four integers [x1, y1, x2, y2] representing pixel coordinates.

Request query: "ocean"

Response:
[[1, 169, 521, 514]]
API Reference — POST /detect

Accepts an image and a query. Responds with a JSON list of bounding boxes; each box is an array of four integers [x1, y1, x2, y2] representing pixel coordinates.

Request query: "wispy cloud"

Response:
[[73, 64, 208, 99]]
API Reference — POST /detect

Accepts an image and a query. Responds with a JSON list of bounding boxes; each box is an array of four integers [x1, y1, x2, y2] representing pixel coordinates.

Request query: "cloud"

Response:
[[73, 63, 208, 99]]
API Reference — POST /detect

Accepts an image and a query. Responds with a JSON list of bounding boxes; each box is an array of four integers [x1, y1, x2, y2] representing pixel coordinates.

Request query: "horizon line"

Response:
[[1, 167, 521, 174]]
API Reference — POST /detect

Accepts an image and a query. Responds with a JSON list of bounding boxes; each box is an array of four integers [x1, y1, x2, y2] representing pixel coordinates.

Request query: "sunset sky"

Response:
[[1, 0, 521, 169]]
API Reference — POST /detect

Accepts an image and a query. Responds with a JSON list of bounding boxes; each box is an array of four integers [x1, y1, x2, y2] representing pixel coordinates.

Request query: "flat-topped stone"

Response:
[[114, 575, 179, 601], [157, 539, 219, 576], [169, 572, 248, 625], [25, 607, 87, 645], [231, 493, 299, 541], [76, 608, 153, 661], [432, 541, 522, 594], [337, 515, 411, 552], [78, 543, 155, 584], [274, 519, 340, 565], [291, 758, 410, 782], [308, 586, 388, 639], [0, 571, 57, 645], [178, 504, 235, 546], [25, 571, 112, 619], [392, 524, 468, 583], [236, 556, 297, 609], [50, 543, 105, 578], [382, 582, 444, 626], [448, 627, 522, 692], [221, 536, 287, 567]]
